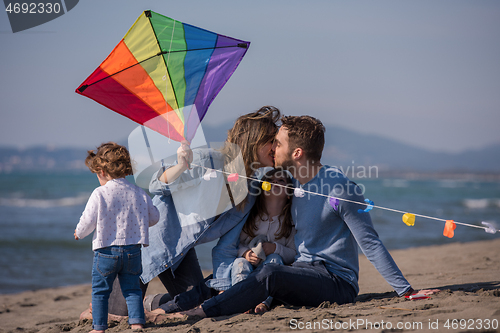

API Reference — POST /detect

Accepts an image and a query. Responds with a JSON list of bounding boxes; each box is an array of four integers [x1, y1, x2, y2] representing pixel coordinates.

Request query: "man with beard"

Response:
[[158, 115, 414, 318]]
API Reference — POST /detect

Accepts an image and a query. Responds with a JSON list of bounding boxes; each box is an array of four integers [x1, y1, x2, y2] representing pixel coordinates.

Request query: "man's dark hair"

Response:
[[281, 115, 325, 163]]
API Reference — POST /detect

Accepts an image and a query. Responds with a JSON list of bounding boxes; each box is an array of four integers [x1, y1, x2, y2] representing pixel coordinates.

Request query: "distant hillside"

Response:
[[202, 122, 500, 173], [322, 126, 500, 173], [1, 124, 499, 174], [0, 146, 88, 173]]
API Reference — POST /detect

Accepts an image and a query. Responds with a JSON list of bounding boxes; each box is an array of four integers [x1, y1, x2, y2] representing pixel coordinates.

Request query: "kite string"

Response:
[[190, 162, 490, 231]]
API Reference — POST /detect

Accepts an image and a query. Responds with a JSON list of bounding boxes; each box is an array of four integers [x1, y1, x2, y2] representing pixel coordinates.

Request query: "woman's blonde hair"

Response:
[[85, 142, 132, 179], [220, 106, 280, 210], [223, 106, 281, 177]]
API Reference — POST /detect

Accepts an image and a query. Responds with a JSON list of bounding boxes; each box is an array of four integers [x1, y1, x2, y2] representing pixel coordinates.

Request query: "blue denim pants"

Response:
[[91, 245, 145, 330], [202, 261, 357, 317]]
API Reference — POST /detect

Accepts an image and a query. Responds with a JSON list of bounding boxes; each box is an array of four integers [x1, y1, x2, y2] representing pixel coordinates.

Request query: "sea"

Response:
[[1, 171, 499, 294]]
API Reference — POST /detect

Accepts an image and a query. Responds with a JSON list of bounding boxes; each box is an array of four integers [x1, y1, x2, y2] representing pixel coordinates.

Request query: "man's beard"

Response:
[[276, 155, 294, 170]]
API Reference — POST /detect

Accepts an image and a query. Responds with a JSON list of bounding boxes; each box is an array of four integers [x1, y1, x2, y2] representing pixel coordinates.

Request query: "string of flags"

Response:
[[197, 164, 498, 238]]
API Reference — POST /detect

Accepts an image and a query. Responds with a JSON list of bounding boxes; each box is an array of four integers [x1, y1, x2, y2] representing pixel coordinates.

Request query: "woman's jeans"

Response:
[[91, 245, 145, 330], [231, 253, 283, 308]]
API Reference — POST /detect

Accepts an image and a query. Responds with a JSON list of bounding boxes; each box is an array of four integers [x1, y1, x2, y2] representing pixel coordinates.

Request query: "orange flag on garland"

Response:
[[443, 220, 456, 238]]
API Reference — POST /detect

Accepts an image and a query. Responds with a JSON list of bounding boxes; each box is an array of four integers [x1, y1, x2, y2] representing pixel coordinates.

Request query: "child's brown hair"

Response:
[[243, 168, 294, 240], [85, 142, 132, 179]]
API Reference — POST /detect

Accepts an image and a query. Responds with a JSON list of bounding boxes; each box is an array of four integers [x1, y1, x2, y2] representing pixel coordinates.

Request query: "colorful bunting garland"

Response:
[[482, 221, 497, 234], [196, 163, 498, 237], [329, 197, 339, 211], [402, 213, 415, 227], [443, 220, 457, 238], [227, 173, 239, 182], [294, 187, 305, 198], [357, 198, 374, 214], [262, 181, 271, 192], [202, 168, 217, 181]]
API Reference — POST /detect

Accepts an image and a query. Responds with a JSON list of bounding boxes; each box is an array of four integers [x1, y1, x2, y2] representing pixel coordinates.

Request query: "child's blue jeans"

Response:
[[231, 253, 283, 308], [91, 245, 145, 330]]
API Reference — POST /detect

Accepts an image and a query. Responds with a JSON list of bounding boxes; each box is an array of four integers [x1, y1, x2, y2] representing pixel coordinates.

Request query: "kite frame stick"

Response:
[[161, 17, 176, 143], [140, 126, 155, 165], [77, 44, 248, 93]]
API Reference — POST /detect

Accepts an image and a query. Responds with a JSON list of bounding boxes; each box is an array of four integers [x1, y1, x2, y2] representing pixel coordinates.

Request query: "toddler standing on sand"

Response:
[[74, 142, 159, 333]]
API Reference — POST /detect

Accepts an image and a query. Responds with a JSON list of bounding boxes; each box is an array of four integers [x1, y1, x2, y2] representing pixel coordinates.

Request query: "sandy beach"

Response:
[[1, 239, 499, 333]]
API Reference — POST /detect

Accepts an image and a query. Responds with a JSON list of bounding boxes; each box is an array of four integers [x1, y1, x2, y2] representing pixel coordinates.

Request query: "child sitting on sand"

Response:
[[232, 168, 296, 312], [74, 142, 159, 333]]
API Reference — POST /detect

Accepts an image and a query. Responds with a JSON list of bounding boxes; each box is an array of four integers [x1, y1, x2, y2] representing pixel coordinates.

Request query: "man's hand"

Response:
[[402, 288, 440, 297], [244, 250, 262, 266], [74, 230, 79, 240], [262, 242, 276, 256]]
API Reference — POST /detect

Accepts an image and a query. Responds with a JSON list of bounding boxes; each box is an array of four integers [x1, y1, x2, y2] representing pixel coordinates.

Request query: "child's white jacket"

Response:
[[75, 178, 159, 250]]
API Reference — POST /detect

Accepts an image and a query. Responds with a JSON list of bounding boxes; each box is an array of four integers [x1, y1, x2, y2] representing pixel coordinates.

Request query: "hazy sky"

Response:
[[1, 0, 499, 153]]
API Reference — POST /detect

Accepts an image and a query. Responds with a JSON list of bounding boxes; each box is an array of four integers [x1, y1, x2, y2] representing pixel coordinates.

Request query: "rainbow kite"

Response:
[[76, 10, 250, 142]]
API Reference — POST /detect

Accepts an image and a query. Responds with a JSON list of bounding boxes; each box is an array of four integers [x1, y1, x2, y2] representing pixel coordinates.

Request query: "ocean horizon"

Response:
[[0, 170, 499, 294]]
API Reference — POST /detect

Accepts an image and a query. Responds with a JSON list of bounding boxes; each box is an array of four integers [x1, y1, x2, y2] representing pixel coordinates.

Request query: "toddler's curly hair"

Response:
[[85, 142, 132, 179]]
